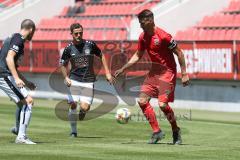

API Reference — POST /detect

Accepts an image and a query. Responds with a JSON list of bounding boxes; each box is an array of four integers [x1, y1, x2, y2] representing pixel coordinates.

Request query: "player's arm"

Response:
[[60, 61, 72, 87], [17, 70, 36, 90], [60, 63, 68, 78], [92, 41, 115, 84], [60, 47, 71, 87], [115, 34, 145, 78], [173, 46, 190, 87], [100, 53, 115, 84], [164, 32, 189, 87], [114, 50, 144, 77], [6, 50, 25, 87]]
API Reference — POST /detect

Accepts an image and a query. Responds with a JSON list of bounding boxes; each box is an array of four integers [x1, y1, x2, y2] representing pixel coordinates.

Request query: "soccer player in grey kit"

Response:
[[0, 19, 36, 144], [60, 23, 115, 137]]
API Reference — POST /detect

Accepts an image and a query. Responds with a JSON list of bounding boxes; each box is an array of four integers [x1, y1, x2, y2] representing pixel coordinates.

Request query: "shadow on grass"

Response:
[[74, 136, 105, 139], [122, 141, 195, 146], [10, 141, 57, 144]]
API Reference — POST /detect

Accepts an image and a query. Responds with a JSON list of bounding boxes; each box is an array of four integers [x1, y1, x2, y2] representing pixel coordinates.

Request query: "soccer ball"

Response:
[[115, 108, 131, 124]]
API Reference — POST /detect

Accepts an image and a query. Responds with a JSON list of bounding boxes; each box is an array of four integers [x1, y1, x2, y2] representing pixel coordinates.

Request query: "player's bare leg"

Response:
[[79, 102, 90, 121], [159, 102, 182, 144], [15, 96, 36, 144], [68, 102, 78, 137], [138, 93, 165, 144]]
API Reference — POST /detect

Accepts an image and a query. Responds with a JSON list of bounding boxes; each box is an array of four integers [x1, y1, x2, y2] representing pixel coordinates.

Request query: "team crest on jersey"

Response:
[[153, 38, 159, 45], [13, 45, 19, 51], [84, 48, 90, 55]]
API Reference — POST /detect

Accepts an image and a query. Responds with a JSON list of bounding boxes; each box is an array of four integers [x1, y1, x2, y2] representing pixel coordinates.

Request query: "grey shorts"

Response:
[[67, 79, 94, 105], [0, 76, 28, 103]]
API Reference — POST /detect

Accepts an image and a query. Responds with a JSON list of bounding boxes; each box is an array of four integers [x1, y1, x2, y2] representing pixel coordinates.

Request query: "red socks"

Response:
[[139, 102, 178, 132], [160, 105, 178, 131], [139, 102, 160, 133]]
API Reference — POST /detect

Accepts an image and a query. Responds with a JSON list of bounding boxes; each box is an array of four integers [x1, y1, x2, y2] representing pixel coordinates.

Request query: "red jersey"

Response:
[[138, 27, 177, 73]]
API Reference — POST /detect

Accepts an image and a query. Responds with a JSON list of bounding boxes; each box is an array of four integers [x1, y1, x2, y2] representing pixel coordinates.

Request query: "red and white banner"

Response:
[[0, 40, 239, 80]]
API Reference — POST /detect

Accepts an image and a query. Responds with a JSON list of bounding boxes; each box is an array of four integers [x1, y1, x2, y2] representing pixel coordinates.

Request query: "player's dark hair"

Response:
[[137, 9, 154, 20], [21, 19, 36, 31], [70, 23, 83, 33]]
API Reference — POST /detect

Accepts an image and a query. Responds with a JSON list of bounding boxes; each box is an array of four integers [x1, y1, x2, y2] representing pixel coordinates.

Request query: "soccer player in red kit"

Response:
[[115, 9, 190, 144]]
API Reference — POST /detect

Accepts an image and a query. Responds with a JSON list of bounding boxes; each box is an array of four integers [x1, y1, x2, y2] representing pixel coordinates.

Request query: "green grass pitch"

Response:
[[0, 97, 240, 160]]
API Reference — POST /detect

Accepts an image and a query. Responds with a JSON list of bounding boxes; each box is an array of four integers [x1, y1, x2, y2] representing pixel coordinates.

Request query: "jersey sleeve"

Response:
[[163, 32, 177, 50], [60, 46, 71, 65], [137, 34, 145, 51], [92, 42, 102, 57], [9, 34, 24, 55]]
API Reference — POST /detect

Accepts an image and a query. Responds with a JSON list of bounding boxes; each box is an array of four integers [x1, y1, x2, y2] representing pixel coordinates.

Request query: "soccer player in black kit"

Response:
[[0, 19, 36, 144], [60, 23, 115, 137]]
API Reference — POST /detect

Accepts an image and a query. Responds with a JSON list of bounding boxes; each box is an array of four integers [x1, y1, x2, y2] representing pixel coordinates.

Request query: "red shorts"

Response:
[[140, 71, 176, 103]]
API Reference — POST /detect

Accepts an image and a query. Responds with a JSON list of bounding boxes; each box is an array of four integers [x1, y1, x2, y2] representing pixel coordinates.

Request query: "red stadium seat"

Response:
[[0, 0, 22, 7], [34, 0, 161, 41], [225, 29, 234, 40], [175, 0, 240, 41]]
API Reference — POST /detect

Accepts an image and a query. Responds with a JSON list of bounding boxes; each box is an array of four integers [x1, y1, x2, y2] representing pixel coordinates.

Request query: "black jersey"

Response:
[[60, 40, 102, 82], [0, 33, 24, 77]]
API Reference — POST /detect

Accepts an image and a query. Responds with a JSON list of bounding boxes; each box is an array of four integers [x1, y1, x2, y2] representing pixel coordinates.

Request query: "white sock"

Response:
[[15, 104, 22, 132], [18, 104, 32, 137], [68, 108, 77, 134]]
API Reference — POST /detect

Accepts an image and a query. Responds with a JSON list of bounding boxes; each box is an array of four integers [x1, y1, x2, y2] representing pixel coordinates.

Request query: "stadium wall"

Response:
[[0, 40, 240, 111], [1, 40, 238, 80]]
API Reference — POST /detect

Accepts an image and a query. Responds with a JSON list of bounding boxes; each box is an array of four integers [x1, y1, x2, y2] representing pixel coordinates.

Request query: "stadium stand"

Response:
[[1, 0, 239, 81], [34, 0, 161, 41], [0, 0, 22, 8], [223, 0, 240, 13], [175, 0, 240, 41]]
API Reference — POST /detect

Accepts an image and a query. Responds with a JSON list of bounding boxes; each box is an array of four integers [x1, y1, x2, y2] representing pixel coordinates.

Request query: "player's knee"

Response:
[[69, 102, 77, 109], [80, 103, 90, 112], [138, 93, 150, 106], [23, 96, 34, 106], [138, 98, 148, 106], [159, 102, 168, 110]]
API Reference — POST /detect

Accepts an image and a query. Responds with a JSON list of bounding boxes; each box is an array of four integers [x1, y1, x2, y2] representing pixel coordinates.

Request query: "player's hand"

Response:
[[182, 74, 190, 87], [64, 77, 72, 87], [15, 78, 25, 88], [26, 81, 37, 90], [114, 68, 124, 78], [106, 73, 116, 85]]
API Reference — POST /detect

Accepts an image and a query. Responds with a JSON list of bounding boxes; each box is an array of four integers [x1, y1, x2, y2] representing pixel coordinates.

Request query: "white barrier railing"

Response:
[[152, 0, 188, 18], [0, 0, 40, 21]]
